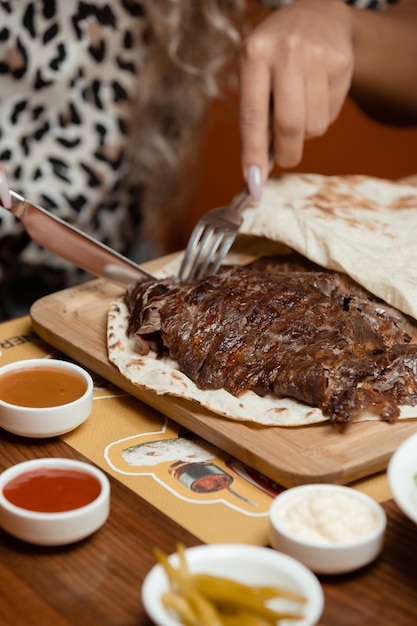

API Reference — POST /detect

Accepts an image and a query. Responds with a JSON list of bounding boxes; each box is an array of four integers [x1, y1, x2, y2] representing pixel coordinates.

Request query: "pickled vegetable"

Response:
[[154, 543, 306, 625]]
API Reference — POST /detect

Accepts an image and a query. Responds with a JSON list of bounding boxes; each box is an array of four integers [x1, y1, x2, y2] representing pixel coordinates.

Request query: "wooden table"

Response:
[[0, 432, 416, 626]]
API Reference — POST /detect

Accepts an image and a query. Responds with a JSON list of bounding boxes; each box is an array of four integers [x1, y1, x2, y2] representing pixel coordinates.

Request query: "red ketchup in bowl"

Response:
[[3, 467, 102, 512]]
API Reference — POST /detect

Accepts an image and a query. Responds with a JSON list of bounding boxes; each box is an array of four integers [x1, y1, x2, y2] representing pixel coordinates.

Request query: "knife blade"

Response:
[[3, 190, 154, 286]]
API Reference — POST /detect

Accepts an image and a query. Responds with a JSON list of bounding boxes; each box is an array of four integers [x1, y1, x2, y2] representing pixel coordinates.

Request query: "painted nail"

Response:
[[246, 165, 263, 202], [0, 166, 12, 209]]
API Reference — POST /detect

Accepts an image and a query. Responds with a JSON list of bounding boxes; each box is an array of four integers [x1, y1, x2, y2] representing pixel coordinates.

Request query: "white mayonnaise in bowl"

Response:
[[269, 483, 386, 575]]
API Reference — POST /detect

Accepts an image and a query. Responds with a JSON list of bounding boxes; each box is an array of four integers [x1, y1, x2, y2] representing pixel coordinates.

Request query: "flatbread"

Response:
[[107, 173, 417, 427], [240, 173, 417, 321]]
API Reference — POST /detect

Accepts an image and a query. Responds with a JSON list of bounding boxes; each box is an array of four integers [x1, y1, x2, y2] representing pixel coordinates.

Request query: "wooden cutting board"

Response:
[[30, 256, 417, 488]]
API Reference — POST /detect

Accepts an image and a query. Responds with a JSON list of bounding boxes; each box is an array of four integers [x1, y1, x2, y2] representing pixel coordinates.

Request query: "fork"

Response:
[[178, 185, 250, 282], [179, 137, 275, 282]]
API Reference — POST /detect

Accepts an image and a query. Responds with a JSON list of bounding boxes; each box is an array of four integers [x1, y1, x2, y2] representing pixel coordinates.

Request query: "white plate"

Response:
[[141, 543, 324, 626], [388, 431, 417, 524]]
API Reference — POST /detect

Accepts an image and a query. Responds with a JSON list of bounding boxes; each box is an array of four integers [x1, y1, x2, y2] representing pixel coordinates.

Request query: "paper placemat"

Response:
[[0, 316, 393, 545]]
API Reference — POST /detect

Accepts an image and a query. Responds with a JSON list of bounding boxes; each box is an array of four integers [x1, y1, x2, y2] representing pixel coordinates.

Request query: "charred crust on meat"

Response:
[[124, 255, 417, 425]]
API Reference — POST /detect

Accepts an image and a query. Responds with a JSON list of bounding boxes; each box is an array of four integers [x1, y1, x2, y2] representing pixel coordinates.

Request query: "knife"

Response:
[[3, 190, 154, 286]]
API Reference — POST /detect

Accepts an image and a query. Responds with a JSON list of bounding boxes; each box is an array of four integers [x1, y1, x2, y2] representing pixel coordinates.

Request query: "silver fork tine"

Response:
[[192, 229, 226, 281], [178, 188, 249, 282], [179, 140, 275, 281], [178, 223, 206, 280], [209, 231, 236, 276], [188, 227, 220, 279]]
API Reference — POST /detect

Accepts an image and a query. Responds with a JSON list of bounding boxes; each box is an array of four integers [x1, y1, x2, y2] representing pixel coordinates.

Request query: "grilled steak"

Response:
[[124, 255, 417, 423]]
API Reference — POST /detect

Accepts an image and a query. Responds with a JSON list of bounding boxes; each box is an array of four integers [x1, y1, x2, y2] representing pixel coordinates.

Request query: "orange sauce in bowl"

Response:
[[3, 467, 101, 512], [0, 366, 87, 408]]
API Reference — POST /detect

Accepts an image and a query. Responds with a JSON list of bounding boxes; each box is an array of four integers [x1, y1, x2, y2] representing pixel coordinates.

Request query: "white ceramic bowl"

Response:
[[0, 458, 110, 545], [388, 431, 417, 525], [0, 358, 93, 437], [142, 543, 324, 626], [269, 484, 386, 575]]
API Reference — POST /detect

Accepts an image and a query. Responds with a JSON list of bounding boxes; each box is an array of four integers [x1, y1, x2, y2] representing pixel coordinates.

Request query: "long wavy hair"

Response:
[[131, 0, 247, 252]]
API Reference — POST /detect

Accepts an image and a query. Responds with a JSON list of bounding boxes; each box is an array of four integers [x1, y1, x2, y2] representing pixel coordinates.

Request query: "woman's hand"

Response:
[[239, 0, 354, 198], [0, 165, 11, 209]]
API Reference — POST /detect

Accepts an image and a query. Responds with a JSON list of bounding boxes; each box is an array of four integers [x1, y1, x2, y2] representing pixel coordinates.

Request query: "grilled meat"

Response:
[[125, 256, 417, 423]]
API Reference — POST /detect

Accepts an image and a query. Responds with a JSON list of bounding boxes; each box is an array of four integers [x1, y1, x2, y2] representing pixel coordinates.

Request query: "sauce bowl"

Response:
[[0, 458, 110, 545], [269, 484, 386, 574], [142, 543, 324, 626], [0, 358, 93, 437]]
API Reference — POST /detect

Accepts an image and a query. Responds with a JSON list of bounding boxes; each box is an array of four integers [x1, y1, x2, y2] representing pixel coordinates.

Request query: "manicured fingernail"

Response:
[[247, 165, 263, 202], [0, 167, 12, 209]]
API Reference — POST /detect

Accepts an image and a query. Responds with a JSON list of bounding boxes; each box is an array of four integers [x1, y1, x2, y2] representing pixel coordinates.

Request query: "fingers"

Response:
[[239, 1, 355, 198], [240, 34, 314, 180], [0, 165, 12, 209], [239, 22, 318, 192], [328, 70, 353, 124], [241, 32, 332, 175], [239, 38, 272, 201], [270, 44, 307, 170], [304, 46, 331, 140]]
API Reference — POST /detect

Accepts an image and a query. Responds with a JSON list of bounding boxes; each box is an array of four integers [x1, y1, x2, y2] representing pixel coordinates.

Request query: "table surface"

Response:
[[1, 309, 417, 626], [0, 433, 416, 626]]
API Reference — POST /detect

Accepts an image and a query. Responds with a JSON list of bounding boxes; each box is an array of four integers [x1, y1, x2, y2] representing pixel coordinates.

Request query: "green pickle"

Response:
[[155, 543, 306, 626]]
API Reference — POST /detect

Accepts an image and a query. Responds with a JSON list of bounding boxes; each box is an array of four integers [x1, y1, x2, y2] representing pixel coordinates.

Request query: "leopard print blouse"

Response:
[[0, 0, 393, 304], [0, 0, 148, 290]]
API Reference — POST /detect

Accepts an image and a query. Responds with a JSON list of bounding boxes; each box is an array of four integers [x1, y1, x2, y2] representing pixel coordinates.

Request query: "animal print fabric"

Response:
[[0, 0, 148, 287]]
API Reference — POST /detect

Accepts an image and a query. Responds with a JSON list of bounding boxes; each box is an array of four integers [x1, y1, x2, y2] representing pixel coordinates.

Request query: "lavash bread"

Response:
[[240, 174, 417, 321], [108, 173, 417, 427]]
